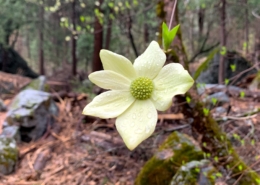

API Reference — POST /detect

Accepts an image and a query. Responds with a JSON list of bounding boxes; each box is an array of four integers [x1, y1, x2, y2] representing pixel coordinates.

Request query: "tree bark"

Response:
[[245, 0, 249, 55], [105, 8, 113, 50], [71, 0, 77, 76], [218, 0, 227, 84], [127, 10, 138, 57], [198, 7, 205, 38], [39, 3, 45, 75], [92, 0, 103, 72]]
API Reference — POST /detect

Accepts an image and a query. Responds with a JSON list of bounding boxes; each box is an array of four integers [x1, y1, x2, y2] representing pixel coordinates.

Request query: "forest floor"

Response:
[[0, 72, 260, 185]]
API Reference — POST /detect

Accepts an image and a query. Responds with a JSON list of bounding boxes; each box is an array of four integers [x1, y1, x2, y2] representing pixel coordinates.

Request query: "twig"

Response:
[[229, 62, 260, 86], [169, 0, 178, 29]]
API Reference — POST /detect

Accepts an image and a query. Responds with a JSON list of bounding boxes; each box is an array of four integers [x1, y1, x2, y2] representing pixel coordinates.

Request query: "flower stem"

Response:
[[169, 0, 178, 29]]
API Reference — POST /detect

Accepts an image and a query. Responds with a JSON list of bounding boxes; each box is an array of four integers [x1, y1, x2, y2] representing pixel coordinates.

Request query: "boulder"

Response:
[[135, 132, 204, 185], [0, 47, 38, 78], [170, 160, 218, 185], [0, 137, 18, 175], [24, 75, 48, 91], [203, 92, 230, 106], [197, 52, 256, 84], [3, 89, 58, 142]]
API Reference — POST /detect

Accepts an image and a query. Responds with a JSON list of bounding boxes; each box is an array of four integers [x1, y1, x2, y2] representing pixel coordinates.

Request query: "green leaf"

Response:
[[186, 96, 191, 103], [108, 2, 114, 8], [80, 16, 85, 22], [125, 1, 131, 8], [193, 48, 219, 80], [225, 78, 229, 85], [211, 97, 217, 105], [162, 22, 179, 50], [162, 22, 170, 50], [220, 46, 226, 55], [230, 64, 236, 72], [240, 91, 245, 98], [76, 25, 81, 31], [168, 24, 179, 43], [203, 108, 209, 116]]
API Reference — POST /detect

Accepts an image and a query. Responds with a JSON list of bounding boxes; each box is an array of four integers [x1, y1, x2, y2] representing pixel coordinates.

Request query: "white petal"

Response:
[[82, 91, 135, 119], [100, 50, 137, 80], [152, 63, 194, 111], [115, 100, 157, 150], [134, 41, 166, 79], [89, 70, 131, 90]]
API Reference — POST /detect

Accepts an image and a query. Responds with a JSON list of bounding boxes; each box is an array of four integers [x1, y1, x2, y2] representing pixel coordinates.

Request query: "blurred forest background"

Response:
[[1, 0, 259, 78], [1, 0, 260, 185]]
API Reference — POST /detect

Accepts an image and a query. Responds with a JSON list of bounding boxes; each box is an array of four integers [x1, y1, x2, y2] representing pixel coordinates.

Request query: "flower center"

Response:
[[130, 77, 154, 100]]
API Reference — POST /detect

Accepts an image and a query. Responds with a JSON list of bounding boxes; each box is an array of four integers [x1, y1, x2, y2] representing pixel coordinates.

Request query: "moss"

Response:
[[24, 77, 49, 91], [170, 160, 217, 185], [179, 98, 260, 185], [0, 138, 18, 165], [135, 132, 204, 185]]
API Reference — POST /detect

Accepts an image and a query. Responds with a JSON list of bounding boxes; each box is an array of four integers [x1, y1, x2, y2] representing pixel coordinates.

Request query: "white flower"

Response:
[[82, 41, 194, 150]]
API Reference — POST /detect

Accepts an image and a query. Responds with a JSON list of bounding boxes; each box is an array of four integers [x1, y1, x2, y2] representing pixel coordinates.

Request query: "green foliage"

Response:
[[240, 91, 245, 98], [162, 22, 180, 51], [224, 79, 229, 85], [186, 96, 191, 103], [230, 64, 236, 72], [203, 108, 209, 116], [211, 98, 217, 106], [220, 46, 227, 56]]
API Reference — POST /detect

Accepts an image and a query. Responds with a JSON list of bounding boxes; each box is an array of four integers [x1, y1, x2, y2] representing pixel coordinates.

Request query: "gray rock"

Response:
[[3, 89, 58, 142], [0, 137, 18, 175], [203, 92, 230, 105], [197, 84, 242, 95], [1, 126, 20, 142], [24, 76, 47, 91], [197, 52, 256, 85], [0, 99, 7, 112], [170, 160, 217, 185], [214, 107, 227, 115]]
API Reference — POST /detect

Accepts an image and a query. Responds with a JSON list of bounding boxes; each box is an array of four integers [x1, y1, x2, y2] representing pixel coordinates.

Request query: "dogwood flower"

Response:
[[82, 41, 194, 150]]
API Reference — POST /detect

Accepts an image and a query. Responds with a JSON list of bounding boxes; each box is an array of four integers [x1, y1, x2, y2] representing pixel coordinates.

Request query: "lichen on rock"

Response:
[[0, 137, 18, 175]]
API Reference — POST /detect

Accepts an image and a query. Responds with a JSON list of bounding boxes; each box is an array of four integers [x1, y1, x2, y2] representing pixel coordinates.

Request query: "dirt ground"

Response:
[[0, 77, 260, 185]]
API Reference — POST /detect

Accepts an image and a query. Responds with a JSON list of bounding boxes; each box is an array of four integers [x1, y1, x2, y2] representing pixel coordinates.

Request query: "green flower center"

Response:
[[130, 77, 154, 100]]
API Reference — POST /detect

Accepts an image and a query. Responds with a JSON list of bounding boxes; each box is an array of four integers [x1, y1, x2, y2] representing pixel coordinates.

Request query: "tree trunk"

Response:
[[71, 0, 77, 76], [198, 7, 205, 38], [127, 10, 138, 57], [245, 0, 249, 55], [39, 3, 45, 75], [105, 8, 113, 50], [189, 11, 195, 55], [218, 0, 227, 84], [92, 0, 103, 72]]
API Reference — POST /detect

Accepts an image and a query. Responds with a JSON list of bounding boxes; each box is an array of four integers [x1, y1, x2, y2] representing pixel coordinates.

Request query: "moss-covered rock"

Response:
[[135, 132, 204, 185], [170, 160, 218, 185], [0, 137, 18, 175], [24, 76, 49, 91], [3, 89, 58, 142]]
